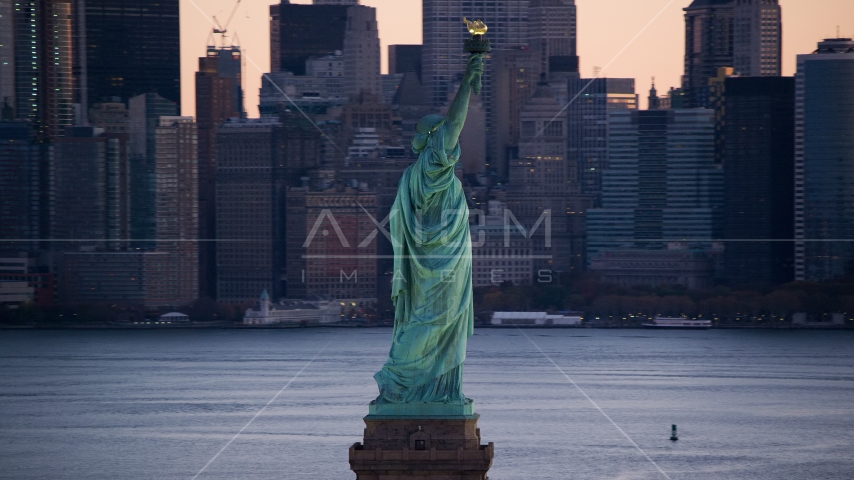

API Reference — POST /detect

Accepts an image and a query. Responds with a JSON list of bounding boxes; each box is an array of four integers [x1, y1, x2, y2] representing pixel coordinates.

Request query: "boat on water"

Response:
[[642, 317, 712, 330]]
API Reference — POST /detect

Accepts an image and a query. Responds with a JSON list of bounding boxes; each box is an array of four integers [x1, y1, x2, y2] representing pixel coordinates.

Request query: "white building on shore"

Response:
[[490, 311, 582, 326], [243, 290, 342, 325]]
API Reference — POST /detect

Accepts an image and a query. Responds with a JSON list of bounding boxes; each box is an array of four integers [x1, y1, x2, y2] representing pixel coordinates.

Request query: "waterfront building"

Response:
[[589, 249, 717, 290], [0, 256, 54, 307], [242, 290, 341, 325], [74, 0, 181, 109], [566, 77, 637, 204], [196, 46, 244, 299], [682, 0, 781, 108], [587, 109, 723, 288], [795, 38, 854, 281], [722, 77, 794, 287], [60, 251, 171, 307]]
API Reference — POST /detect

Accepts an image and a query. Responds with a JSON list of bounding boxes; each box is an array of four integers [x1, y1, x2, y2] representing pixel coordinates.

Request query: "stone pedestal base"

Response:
[[349, 414, 493, 480]]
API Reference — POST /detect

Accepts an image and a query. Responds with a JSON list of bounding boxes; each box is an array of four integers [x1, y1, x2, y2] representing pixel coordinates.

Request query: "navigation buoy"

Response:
[[670, 424, 678, 441]]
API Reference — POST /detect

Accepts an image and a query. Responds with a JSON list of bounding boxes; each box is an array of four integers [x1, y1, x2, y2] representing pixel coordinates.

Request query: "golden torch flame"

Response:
[[463, 17, 488, 36]]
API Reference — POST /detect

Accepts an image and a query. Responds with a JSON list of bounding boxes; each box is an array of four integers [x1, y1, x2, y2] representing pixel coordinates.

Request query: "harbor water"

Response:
[[1, 328, 853, 479]]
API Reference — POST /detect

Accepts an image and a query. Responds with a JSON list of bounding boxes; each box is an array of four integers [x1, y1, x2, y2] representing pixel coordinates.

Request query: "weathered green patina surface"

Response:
[[373, 54, 484, 414]]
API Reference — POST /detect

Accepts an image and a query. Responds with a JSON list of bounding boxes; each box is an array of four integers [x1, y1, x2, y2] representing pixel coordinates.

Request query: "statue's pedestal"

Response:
[[349, 401, 493, 480]]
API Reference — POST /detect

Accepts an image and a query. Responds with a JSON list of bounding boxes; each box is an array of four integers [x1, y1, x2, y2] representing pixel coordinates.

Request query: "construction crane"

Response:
[[209, 0, 243, 48]]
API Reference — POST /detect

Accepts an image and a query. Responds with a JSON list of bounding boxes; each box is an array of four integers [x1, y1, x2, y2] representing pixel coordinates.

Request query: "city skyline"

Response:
[[179, 0, 854, 118]]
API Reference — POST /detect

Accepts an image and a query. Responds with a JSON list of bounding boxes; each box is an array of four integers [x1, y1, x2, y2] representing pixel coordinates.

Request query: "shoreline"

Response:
[[1, 324, 851, 331]]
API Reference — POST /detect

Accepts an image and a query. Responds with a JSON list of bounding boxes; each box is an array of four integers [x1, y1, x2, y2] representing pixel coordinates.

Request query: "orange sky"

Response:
[[180, 0, 854, 117]]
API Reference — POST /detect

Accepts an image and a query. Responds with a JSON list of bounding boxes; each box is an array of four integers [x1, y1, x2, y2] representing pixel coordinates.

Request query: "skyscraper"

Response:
[[128, 93, 178, 248], [196, 46, 243, 299], [52, 126, 129, 252], [270, 1, 379, 98], [8, 0, 73, 141], [489, 48, 540, 178], [733, 0, 782, 77], [506, 80, 573, 273], [722, 77, 794, 287], [0, 1, 14, 118], [342, 5, 380, 98], [566, 77, 637, 203], [271, 2, 350, 75], [587, 109, 722, 288], [154, 116, 198, 306], [528, 0, 578, 76], [0, 121, 45, 252], [683, 0, 781, 107], [215, 117, 285, 303], [795, 38, 854, 281], [75, 0, 180, 109]]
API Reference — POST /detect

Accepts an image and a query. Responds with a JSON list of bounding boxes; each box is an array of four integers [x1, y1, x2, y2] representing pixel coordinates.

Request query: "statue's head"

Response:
[[412, 114, 446, 154]]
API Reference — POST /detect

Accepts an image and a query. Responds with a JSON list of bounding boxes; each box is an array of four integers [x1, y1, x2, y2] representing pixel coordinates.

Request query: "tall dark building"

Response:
[[52, 126, 129, 252], [795, 38, 854, 281], [196, 46, 243, 299], [270, 2, 350, 75], [683, 0, 781, 108], [75, 0, 180, 110], [5, 0, 74, 141], [0, 121, 46, 252], [388, 45, 423, 78], [722, 77, 794, 287], [215, 118, 284, 303]]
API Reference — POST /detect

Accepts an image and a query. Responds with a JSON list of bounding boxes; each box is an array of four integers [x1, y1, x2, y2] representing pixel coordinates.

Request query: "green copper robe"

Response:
[[374, 120, 474, 404]]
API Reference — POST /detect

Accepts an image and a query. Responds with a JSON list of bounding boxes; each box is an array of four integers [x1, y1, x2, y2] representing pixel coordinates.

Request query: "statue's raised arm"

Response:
[[444, 53, 484, 151]]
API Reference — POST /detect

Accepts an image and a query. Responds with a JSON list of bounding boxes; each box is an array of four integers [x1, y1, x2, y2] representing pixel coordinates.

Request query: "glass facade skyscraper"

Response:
[[587, 109, 722, 258], [722, 77, 794, 287], [566, 77, 637, 203], [794, 38, 854, 281], [77, 0, 180, 108]]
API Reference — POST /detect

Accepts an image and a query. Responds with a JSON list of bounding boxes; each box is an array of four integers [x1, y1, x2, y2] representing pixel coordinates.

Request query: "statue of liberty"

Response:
[[373, 52, 485, 408]]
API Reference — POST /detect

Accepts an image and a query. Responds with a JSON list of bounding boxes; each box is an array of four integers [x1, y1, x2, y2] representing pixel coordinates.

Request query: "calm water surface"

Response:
[[1, 329, 853, 479]]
